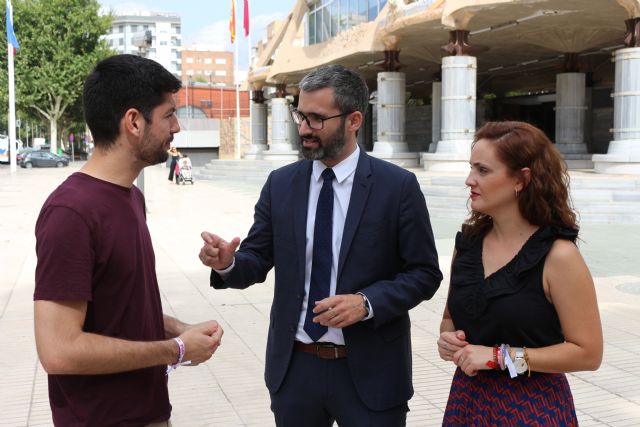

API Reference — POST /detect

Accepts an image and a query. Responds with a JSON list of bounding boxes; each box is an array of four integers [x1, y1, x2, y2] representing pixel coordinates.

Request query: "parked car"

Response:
[[34, 145, 71, 161], [62, 149, 89, 160], [20, 151, 69, 168], [16, 147, 37, 162]]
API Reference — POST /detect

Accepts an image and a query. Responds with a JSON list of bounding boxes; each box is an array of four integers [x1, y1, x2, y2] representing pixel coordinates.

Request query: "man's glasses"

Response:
[[290, 108, 352, 130]]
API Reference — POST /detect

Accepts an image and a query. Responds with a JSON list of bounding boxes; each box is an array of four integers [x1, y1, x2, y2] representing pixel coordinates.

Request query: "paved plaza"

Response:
[[1, 161, 640, 426]]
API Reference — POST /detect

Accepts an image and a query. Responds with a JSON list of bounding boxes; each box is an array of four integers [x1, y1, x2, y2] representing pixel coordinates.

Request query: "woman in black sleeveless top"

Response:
[[438, 121, 602, 426]]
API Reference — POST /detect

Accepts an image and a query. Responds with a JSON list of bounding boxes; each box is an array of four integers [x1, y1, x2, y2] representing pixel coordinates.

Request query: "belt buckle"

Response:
[[314, 343, 339, 359]]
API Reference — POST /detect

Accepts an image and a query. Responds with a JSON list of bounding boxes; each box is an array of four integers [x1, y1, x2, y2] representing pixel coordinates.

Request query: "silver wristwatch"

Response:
[[513, 347, 528, 375]]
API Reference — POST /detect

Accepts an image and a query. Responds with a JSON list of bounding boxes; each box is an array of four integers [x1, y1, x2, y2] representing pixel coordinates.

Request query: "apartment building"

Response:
[[181, 48, 234, 87], [104, 10, 181, 77]]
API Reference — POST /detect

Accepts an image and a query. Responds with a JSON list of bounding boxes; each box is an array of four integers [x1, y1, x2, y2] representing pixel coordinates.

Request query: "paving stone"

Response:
[[1, 163, 639, 427]]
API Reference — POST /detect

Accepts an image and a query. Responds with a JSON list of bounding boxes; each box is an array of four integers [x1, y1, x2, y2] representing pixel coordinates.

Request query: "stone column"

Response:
[[593, 17, 640, 174], [244, 88, 268, 159], [554, 53, 591, 168], [373, 70, 407, 153], [263, 84, 299, 161], [288, 94, 301, 153], [428, 77, 441, 153], [370, 43, 420, 167], [423, 30, 476, 171]]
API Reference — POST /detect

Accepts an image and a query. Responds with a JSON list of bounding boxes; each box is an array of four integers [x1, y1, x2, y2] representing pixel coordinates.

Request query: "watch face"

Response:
[[514, 358, 527, 374]]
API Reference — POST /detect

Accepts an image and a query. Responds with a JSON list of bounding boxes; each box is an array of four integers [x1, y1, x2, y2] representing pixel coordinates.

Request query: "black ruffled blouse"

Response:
[[447, 226, 578, 347]]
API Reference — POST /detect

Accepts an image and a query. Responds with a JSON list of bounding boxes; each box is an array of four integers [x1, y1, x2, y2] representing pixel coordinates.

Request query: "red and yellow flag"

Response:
[[230, 0, 236, 43]]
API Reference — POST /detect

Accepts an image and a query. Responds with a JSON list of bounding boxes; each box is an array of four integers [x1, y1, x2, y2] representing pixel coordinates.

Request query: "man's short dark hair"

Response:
[[83, 54, 181, 148], [299, 64, 369, 115]]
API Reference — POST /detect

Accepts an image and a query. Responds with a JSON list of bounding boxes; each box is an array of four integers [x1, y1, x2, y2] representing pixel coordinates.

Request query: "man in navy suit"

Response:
[[199, 64, 442, 426]]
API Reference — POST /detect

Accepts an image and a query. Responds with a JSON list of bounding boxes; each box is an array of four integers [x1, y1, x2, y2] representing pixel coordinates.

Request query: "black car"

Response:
[[16, 147, 37, 162], [20, 151, 69, 168]]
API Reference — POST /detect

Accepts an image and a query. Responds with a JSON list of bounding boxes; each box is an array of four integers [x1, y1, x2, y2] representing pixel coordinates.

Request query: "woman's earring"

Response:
[[515, 188, 519, 198]]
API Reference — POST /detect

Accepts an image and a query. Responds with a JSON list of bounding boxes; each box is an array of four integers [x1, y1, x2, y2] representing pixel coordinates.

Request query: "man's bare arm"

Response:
[[164, 314, 189, 338], [35, 300, 222, 375]]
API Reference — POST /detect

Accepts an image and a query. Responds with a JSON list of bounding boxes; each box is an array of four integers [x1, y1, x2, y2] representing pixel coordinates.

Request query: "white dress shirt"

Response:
[[295, 146, 363, 345]]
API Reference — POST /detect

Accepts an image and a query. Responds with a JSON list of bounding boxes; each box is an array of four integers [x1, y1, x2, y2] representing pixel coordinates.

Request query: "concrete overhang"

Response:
[[249, 0, 639, 98], [381, 0, 636, 95]]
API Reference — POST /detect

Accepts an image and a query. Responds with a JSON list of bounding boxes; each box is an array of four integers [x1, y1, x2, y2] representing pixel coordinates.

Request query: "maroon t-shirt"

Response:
[[34, 172, 171, 426]]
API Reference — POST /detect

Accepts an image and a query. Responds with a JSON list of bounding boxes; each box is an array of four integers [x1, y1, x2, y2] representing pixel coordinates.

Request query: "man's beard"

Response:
[[136, 129, 171, 165], [300, 119, 346, 161]]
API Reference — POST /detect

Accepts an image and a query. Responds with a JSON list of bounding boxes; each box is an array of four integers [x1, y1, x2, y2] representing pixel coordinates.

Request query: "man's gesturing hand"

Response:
[[199, 232, 240, 270]]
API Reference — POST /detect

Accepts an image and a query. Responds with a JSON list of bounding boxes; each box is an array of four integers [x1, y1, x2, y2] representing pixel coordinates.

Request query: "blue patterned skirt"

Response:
[[443, 367, 578, 426]]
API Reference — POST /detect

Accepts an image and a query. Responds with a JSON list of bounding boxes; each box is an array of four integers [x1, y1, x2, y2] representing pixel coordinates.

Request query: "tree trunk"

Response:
[[50, 119, 58, 153]]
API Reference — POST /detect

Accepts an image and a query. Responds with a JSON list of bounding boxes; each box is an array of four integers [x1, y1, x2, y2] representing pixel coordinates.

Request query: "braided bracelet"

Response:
[[166, 337, 187, 375]]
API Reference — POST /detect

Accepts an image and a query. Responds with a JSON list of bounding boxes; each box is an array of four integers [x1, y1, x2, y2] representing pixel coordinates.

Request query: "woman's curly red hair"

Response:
[[464, 121, 577, 237]]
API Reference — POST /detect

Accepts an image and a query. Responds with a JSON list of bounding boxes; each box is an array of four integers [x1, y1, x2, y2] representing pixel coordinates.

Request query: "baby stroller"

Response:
[[176, 157, 194, 185]]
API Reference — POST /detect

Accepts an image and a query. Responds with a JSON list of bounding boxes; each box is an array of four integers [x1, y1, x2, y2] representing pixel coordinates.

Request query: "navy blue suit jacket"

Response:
[[210, 150, 442, 411]]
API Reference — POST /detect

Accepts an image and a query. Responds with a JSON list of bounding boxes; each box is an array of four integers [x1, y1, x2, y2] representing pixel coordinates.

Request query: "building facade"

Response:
[[181, 48, 234, 86], [104, 10, 181, 77], [175, 84, 249, 119], [243, 0, 640, 174]]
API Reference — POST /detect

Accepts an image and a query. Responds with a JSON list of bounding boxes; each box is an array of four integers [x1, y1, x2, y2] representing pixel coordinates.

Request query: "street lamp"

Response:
[[131, 30, 152, 57], [132, 29, 153, 200]]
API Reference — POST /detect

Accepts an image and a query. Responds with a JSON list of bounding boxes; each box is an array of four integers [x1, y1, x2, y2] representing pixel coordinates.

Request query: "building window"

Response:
[[215, 58, 226, 64], [215, 70, 227, 76], [130, 24, 138, 32], [118, 25, 124, 33], [186, 57, 194, 63], [160, 41, 168, 46], [201, 100, 212, 108], [205, 58, 212, 64], [306, 0, 388, 45]]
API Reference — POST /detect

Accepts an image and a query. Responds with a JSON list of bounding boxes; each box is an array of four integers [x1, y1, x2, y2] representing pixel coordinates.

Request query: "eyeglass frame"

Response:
[[289, 107, 353, 130]]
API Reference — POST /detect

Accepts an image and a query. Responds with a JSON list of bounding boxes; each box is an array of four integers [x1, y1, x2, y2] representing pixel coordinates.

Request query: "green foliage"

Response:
[[0, 0, 114, 138]]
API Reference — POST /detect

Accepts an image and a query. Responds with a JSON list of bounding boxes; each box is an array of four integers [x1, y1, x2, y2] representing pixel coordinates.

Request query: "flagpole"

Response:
[[7, 2, 17, 173], [234, 21, 241, 160], [245, 0, 252, 150]]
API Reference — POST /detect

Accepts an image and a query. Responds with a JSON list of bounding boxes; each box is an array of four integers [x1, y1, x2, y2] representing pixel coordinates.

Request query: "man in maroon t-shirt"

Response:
[[33, 54, 224, 427]]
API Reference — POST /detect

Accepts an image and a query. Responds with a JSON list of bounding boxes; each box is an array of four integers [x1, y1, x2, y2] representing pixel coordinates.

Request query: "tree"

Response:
[[1, 0, 113, 152]]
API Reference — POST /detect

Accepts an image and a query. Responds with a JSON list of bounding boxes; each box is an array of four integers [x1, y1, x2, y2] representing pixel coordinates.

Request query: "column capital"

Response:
[[561, 52, 583, 73], [274, 84, 287, 98], [251, 90, 265, 104], [441, 29, 473, 56], [381, 49, 402, 72], [624, 17, 640, 47]]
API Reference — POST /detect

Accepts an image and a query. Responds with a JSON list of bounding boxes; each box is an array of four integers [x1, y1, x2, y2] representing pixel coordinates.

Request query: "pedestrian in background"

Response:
[[168, 146, 181, 183]]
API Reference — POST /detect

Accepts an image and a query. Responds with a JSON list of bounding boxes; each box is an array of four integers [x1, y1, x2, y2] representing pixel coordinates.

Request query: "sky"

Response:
[[98, 0, 297, 72]]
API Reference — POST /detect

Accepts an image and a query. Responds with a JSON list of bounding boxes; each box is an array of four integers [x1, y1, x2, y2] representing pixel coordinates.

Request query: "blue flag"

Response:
[[6, 0, 19, 50]]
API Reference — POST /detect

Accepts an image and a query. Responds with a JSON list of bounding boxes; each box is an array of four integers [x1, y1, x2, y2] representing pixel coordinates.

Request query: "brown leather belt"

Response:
[[294, 341, 347, 359]]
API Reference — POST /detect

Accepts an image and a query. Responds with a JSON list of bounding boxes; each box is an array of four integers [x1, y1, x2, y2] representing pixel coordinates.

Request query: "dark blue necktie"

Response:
[[304, 168, 335, 342]]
